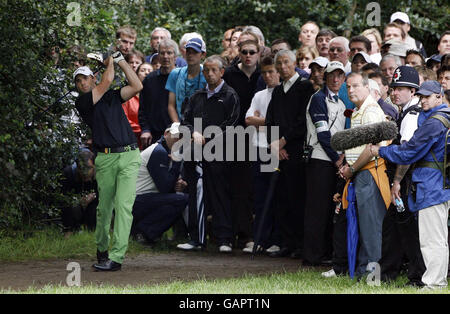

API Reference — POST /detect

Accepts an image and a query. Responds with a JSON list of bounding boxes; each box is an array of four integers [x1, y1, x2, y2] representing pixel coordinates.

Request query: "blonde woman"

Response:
[[296, 46, 319, 74], [362, 28, 382, 64]]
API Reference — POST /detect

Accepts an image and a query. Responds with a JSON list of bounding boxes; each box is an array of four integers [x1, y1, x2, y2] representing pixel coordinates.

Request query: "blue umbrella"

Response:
[[346, 182, 358, 279]]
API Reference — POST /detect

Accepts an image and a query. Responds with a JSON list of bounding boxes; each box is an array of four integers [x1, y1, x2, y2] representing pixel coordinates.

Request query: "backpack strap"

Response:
[[397, 104, 421, 127], [416, 112, 450, 180], [430, 113, 450, 129]]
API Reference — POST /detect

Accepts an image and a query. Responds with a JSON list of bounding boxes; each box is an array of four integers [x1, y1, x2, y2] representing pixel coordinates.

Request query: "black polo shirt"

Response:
[[75, 89, 136, 149], [223, 63, 260, 126]]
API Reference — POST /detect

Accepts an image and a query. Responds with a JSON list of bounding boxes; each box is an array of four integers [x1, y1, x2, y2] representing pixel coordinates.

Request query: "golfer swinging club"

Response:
[[74, 50, 142, 271]]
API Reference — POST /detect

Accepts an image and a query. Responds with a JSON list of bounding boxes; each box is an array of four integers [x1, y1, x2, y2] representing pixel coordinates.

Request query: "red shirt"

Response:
[[122, 95, 141, 133]]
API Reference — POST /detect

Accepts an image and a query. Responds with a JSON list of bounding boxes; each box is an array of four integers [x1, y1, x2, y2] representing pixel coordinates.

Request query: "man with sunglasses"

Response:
[[223, 40, 261, 250]]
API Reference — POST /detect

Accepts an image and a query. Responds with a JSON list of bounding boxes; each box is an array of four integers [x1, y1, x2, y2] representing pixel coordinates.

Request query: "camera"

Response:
[[301, 144, 313, 163]]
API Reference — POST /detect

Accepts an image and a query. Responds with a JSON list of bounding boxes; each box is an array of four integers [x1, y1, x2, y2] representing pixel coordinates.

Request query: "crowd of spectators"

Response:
[[61, 11, 450, 288]]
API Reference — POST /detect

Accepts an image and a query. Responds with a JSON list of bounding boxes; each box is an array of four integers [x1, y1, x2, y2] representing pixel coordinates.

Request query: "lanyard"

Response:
[[184, 70, 202, 97]]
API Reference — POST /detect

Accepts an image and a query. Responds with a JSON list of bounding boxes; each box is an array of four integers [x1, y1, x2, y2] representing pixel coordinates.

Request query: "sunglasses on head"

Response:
[[241, 50, 257, 56]]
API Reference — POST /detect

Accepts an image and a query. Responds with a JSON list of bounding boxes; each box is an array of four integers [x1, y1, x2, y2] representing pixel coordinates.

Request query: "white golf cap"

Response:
[[166, 122, 181, 135], [352, 51, 372, 64], [325, 61, 345, 73], [309, 56, 329, 69], [368, 79, 381, 94], [73, 66, 94, 81], [388, 41, 408, 57], [390, 12, 410, 24]]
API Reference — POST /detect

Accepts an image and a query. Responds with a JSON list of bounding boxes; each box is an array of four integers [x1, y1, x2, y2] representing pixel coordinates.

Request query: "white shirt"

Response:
[[399, 97, 420, 143], [370, 52, 382, 65], [306, 88, 346, 162], [245, 87, 275, 148], [405, 35, 420, 51], [327, 87, 338, 99], [135, 143, 159, 195], [283, 72, 299, 93], [206, 80, 225, 99], [344, 61, 352, 74]]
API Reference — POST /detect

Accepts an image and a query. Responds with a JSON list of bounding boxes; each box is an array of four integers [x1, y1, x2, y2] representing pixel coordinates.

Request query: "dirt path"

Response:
[[0, 251, 304, 291]]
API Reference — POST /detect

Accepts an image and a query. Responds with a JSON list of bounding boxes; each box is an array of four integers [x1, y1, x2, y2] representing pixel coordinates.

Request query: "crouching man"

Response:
[[132, 123, 188, 244]]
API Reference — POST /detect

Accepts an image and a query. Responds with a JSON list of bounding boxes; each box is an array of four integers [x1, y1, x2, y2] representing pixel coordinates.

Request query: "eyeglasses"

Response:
[[241, 50, 257, 56]]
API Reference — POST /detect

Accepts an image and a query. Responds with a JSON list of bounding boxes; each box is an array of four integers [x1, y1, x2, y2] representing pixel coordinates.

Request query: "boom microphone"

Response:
[[331, 121, 398, 151]]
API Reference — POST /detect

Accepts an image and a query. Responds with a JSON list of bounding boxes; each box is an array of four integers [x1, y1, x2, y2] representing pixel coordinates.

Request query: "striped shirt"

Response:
[[345, 94, 387, 165]]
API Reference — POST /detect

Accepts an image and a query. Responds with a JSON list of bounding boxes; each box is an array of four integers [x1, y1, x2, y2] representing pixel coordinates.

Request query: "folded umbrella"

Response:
[[346, 182, 359, 279]]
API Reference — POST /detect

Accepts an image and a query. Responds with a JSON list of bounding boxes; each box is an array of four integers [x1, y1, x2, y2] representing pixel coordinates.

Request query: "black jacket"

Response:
[[182, 82, 240, 160], [138, 70, 171, 136], [182, 81, 240, 133], [265, 77, 315, 155], [223, 64, 260, 126]]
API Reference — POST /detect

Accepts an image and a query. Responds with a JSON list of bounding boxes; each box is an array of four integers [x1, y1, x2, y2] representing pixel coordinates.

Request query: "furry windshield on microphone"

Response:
[[331, 121, 398, 151]]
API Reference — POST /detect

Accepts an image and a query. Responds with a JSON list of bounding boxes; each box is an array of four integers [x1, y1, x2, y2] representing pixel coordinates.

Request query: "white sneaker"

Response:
[[265, 245, 280, 253], [176, 242, 201, 251], [321, 269, 337, 278], [219, 244, 232, 253], [245, 241, 254, 248], [421, 285, 446, 291], [243, 245, 262, 253]]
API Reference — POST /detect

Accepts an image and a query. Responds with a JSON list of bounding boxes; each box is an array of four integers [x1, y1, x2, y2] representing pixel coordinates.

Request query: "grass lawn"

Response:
[[0, 228, 448, 294], [5, 271, 449, 294], [0, 227, 155, 262]]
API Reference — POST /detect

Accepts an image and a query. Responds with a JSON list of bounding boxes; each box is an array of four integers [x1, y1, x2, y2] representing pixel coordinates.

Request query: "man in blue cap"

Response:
[[371, 80, 450, 289], [166, 37, 207, 122]]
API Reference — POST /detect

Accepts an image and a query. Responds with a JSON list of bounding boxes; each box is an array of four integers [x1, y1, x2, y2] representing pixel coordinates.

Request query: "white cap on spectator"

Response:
[[309, 56, 329, 69], [390, 12, 410, 25], [352, 51, 372, 63], [166, 122, 181, 135], [368, 79, 381, 94], [388, 41, 408, 57], [73, 66, 94, 81], [325, 61, 345, 73]]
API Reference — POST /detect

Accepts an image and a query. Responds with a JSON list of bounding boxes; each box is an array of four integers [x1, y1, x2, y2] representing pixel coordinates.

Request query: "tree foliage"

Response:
[[0, 0, 448, 230]]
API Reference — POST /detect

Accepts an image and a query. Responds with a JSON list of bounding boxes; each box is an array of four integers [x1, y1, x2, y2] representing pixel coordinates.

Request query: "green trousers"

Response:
[[94, 149, 141, 264]]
